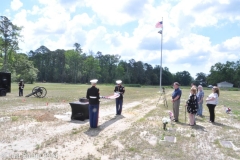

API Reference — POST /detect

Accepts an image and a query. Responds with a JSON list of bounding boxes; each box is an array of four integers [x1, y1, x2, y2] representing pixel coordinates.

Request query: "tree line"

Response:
[[1, 16, 240, 87], [28, 45, 176, 85]]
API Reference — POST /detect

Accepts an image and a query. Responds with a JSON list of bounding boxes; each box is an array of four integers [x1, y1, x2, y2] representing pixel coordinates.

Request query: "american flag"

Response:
[[155, 21, 163, 28], [100, 92, 120, 99]]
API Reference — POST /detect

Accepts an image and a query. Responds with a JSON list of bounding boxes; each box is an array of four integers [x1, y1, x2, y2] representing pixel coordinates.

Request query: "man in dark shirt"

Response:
[[86, 79, 100, 128], [172, 82, 182, 122], [18, 79, 25, 96], [114, 80, 125, 115]]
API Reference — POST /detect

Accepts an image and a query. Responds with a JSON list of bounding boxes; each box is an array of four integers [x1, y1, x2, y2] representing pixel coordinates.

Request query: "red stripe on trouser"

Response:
[[89, 104, 99, 128]]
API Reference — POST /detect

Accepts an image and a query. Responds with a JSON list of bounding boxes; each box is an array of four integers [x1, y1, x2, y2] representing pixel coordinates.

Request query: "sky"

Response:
[[1, 0, 240, 78]]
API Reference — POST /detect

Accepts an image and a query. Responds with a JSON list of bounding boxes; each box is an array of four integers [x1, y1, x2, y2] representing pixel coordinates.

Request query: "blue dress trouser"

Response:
[[116, 99, 123, 115], [197, 103, 203, 116], [19, 89, 23, 96], [88, 104, 99, 128]]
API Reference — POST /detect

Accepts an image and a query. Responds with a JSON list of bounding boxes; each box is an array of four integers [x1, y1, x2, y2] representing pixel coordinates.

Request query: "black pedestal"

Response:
[[69, 98, 89, 121]]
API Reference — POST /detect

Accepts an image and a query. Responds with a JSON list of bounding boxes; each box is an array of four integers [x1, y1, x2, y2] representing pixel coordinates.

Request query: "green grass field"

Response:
[[0, 83, 240, 159]]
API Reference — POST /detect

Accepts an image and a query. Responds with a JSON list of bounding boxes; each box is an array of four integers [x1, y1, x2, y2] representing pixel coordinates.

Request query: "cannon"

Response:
[[25, 86, 47, 98]]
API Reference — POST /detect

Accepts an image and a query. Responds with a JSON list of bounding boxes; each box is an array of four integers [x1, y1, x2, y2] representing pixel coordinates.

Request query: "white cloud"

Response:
[[12, 9, 27, 26], [58, 0, 86, 13], [169, 0, 220, 28], [11, 9, 42, 52], [222, 36, 240, 51], [11, 0, 23, 11], [27, 1, 70, 36], [219, 0, 230, 4], [180, 34, 212, 53], [38, 0, 55, 5], [83, 26, 108, 52], [5, 0, 239, 78], [29, 5, 41, 15], [83, 0, 136, 25], [104, 32, 122, 47], [71, 13, 94, 26]]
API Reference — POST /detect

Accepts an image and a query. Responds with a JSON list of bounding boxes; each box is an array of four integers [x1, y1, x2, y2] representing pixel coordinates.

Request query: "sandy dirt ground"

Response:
[[0, 98, 156, 159], [0, 95, 240, 160]]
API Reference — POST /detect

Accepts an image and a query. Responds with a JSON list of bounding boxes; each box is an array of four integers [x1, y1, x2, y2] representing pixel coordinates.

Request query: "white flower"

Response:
[[162, 117, 170, 124]]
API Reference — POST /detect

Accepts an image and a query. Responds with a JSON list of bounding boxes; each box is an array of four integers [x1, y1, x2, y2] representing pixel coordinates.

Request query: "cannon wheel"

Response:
[[36, 87, 47, 98], [32, 86, 40, 97]]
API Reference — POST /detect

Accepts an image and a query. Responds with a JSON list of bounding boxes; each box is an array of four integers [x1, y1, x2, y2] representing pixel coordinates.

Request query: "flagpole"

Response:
[[160, 17, 163, 92]]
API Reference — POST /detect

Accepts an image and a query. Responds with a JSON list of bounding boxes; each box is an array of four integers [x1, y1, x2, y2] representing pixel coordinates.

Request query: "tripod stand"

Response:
[[156, 87, 168, 108]]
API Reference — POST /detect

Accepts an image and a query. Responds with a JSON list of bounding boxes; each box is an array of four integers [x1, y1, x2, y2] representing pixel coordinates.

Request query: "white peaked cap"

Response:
[[116, 80, 122, 84], [90, 79, 98, 84]]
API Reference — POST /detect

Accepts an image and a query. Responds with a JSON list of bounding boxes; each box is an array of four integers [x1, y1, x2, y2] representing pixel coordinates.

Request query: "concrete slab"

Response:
[[164, 136, 176, 143], [220, 140, 233, 148]]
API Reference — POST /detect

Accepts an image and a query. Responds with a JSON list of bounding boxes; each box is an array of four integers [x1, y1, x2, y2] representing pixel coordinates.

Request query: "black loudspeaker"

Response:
[[0, 89, 6, 96], [69, 98, 89, 121], [0, 72, 11, 93]]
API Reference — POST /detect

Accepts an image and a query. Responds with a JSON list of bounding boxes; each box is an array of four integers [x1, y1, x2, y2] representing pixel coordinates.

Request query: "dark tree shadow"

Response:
[[84, 115, 125, 137]]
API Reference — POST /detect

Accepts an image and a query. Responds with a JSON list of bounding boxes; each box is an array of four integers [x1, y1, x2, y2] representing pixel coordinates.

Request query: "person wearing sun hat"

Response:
[[114, 80, 125, 115], [86, 79, 100, 128]]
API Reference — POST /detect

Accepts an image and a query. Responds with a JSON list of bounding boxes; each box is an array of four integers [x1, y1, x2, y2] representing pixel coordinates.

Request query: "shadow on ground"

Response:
[[84, 115, 125, 137], [171, 120, 207, 132], [69, 119, 88, 124], [212, 121, 234, 129]]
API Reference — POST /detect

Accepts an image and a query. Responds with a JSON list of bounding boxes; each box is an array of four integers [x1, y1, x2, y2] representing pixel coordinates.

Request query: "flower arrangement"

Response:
[[225, 107, 231, 114], [162, 117, 171, 130], [168, 111, 174, 120]]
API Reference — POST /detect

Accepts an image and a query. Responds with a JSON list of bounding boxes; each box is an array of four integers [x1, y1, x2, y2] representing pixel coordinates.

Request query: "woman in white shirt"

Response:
[[206, 86, 220, 123]]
